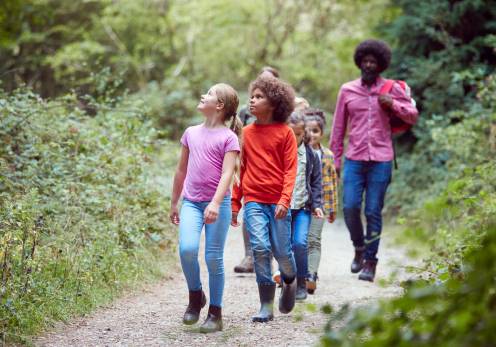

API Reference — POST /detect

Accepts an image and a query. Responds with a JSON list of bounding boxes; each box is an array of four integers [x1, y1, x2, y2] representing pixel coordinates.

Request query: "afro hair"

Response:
[[249, 75, 295, 123], [354, 39, 392, 73]]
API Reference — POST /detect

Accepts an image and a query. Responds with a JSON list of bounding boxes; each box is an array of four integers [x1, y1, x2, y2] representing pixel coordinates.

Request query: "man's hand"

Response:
[[313, 208, 324, 219], [378, 94, 393, 110], [204, 201, 220, 224], [274, 204, 288, 219], [327, 212, 336, 224], [336, 167, 341, 178], [169, 204, 180, 225], [231, 211, 240, 227]]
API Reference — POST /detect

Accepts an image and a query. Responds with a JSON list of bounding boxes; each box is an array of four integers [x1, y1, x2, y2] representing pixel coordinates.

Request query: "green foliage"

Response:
[[1, 0, 389, 137], [386, 72, 496, 214], [0, 88, 177, 344], [382, 0, 496, 214], [321, 162, 496, 347], [382, 0, 496, 119]]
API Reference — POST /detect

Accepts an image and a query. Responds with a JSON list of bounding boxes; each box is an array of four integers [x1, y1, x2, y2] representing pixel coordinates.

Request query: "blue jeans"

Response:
[[291, 209, 311, 278], [342, 159, 392, 262], [179, 196, 231, 307], [244, 202, 296, 285]]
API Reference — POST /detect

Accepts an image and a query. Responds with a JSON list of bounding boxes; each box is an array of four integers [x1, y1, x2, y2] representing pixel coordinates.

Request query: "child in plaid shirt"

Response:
[[304, 108, 338, 294]]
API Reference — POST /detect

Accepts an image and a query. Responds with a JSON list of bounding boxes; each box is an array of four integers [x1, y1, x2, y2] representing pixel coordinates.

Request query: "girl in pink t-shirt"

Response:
[[170, 83, 241, 333]]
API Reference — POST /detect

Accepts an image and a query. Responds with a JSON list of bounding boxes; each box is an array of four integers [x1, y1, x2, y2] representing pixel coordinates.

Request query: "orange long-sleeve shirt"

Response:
[[232, 123, 297, 212]]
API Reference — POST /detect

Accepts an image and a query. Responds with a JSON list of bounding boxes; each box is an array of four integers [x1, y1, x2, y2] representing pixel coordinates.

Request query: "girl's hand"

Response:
[[231, 211, 240, 227], [313, 208, 324, 219], [328, 212, 336, 223], [204, 201, 220, 224], [274, 204, 288, 219], [170, 204, 180, 225]]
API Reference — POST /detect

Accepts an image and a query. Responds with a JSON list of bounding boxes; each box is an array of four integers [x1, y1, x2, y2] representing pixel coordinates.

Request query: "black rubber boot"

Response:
[[358, 260, 378, 282], [183, 289, 206, 325], [199, 305, 223, 333], [306, 273, 318, 295], [279, 276, 296, 314], [351, 247, 365, 273], [295, 277, 307, 301], [252, 284, 276, 323]]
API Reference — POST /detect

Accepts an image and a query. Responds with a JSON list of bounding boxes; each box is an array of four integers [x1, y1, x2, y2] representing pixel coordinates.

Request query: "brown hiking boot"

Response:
[[306, 273, 318, 294], [358, 260, 378, 282], [234, 256, 254, 273]]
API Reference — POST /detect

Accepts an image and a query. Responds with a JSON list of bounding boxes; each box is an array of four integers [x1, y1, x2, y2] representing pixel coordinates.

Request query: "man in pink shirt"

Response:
[[330, 39, 418, 282]]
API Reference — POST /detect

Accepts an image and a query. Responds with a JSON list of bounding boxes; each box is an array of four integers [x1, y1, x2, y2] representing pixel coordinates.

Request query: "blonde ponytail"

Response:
[[229, 114, 243, 185], [211, 83, 242, 185]]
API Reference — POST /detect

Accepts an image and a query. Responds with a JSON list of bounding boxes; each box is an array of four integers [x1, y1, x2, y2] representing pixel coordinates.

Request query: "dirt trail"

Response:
[[35, 219, 408, 347]]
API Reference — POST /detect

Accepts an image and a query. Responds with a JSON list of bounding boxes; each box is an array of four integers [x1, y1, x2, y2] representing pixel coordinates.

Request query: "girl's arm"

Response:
[[310, 150, 324, 219], [204, 151, 238, 224], [170, 145, 189, 225]]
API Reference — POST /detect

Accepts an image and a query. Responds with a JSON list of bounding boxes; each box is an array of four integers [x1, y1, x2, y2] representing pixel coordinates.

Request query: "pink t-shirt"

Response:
[[181, 124, 240, 202]]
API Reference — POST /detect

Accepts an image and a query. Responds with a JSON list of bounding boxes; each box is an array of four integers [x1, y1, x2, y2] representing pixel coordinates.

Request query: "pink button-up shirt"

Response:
[[330, 77, 418, 170]]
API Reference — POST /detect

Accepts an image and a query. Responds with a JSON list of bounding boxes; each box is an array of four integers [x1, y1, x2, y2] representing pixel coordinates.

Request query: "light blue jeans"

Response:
[[291, 209, 311, 278], [244, 202, 296, 285], [179, 196, 231, 307]]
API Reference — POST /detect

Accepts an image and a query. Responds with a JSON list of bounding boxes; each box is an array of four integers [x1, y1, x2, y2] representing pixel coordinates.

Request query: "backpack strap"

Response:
[[379, 79, 395, 95]]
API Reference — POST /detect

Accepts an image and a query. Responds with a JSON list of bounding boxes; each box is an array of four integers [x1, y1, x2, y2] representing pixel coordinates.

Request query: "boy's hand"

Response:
[[231, 211, 240, 227], [313, 208, 324, 219], [274, 204, 288, 219], [204, 201, 219, 224], [169, 204, 180, 225], [328, 212, 336, 223]]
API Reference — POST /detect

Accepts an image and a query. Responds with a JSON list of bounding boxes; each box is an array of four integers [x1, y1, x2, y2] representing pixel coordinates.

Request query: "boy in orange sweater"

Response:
[[231, 75, 298, 323]]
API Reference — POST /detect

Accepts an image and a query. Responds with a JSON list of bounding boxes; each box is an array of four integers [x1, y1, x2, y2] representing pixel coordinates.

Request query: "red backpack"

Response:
[[379, 79, 416, 134]]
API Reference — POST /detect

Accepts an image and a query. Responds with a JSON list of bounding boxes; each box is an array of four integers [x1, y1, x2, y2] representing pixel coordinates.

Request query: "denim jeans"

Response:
[[342, 159, 392, 261], [291, 209, 311, 278], [243, 202, 296, 285], [179, 196, 231, 307]]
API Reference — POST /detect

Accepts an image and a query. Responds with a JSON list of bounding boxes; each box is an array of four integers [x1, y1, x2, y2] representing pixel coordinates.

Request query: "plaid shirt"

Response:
[[318, 146, 338, 216]]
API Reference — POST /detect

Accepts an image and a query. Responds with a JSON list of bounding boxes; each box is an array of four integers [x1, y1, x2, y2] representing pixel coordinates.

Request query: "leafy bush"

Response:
[[0, 88, 177, 343], [386, 73, 496, 214], [321, 161, 496, 347]]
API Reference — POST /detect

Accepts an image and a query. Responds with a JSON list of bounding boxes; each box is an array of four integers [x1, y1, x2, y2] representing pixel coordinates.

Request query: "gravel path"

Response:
[[35, 218, 409, 347]]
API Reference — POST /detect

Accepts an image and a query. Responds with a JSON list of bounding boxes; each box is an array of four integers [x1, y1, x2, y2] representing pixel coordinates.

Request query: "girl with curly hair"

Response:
[[231, 74, 298, 322]]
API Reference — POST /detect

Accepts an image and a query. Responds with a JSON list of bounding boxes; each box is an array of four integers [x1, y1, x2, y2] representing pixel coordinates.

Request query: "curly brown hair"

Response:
[[249, 75, 295, 123]]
